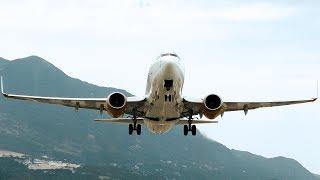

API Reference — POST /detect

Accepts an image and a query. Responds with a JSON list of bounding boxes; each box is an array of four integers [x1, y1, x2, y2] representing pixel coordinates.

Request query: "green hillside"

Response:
[[0, 56, 317, 179]]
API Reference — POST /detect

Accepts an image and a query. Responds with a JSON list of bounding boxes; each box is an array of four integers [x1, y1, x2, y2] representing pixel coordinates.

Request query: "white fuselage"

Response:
[[143, 55, 185, 133]]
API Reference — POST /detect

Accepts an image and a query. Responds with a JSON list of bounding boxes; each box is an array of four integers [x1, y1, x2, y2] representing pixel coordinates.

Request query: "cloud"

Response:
[[208, 3, 295, 21], [0, 1, 296, 37], [141, 1, 295, 22], [0, 0, 297, 50]]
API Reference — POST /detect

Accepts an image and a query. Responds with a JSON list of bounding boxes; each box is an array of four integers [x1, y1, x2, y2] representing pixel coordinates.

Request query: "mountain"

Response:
[[0, 56, 318, 179]]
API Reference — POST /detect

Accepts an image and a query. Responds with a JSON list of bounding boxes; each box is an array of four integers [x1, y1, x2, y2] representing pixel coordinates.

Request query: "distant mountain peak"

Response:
[[7, 55, 66, 75], [25, 55, 46, 61], [0, 57, 10, 67], [13, 55, 53, 65], [0, 57, 8, 61], [0, 55, 129, 97]]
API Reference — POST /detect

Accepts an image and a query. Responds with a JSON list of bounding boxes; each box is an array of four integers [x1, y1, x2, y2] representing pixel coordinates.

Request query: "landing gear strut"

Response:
[[183, 112, 196, 136], [129, 110, 142, 135]]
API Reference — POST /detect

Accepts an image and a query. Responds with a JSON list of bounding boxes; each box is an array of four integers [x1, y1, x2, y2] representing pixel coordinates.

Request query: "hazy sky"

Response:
[[0, 0, 319, 174]]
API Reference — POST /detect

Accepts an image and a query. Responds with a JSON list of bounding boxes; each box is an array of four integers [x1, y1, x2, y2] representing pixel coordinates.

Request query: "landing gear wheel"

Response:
[[183, 125, 188, 136], [191, 125, 196, 136], [137, 124, 142, 135], [129, 124, 133, 135]]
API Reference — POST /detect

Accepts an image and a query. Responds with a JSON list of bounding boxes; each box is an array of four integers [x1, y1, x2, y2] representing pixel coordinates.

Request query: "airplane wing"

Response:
[[1, 77, 146, 116], [224, 98, 317, 113], [183, 97, 317, 116]]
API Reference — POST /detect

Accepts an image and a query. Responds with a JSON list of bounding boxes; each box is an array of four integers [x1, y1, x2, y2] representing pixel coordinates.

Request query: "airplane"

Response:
[[1, 53, 317, 136]]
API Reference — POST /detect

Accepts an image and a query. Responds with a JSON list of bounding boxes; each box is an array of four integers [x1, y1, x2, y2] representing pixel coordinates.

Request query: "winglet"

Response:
[[310, 81, 319, 102], [0, 76, 8, 97], [1, 76, 4, 94]]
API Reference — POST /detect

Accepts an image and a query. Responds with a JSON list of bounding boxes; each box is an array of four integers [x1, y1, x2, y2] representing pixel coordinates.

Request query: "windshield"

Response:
[[159, 53, 180, 59]]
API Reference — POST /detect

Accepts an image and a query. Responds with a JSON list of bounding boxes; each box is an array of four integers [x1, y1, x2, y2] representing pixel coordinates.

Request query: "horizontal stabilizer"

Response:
[[94, 118, 218, 125], [177, 119, 218, 125], [95, 118, 144, 124]]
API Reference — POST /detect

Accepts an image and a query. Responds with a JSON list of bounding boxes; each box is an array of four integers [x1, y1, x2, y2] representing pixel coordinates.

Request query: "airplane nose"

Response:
[[162, 61, 177, 74]]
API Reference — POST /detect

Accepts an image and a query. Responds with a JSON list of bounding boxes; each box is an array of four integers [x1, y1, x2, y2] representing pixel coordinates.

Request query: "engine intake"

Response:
[[106, 92, 127, 117], [108, 92, 126, 108], [204, 94, 222, 110], [202, 94, 223, 119]]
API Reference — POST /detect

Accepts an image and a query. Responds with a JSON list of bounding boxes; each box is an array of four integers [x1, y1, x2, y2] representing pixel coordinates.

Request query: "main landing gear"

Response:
[[184, 113, 196, 136], [129, 111, 142, 135], [184, 124, 196, 136], [129, 123, 141, 135]]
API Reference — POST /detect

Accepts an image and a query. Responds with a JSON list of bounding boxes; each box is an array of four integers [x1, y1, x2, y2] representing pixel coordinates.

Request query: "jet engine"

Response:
[[106, 92, 127, 118], [202, 94, 224, 119]]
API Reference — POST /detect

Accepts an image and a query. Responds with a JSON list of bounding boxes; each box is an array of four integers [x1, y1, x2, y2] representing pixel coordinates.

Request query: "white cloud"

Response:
[[210, 3, 295, 21], [0, 1, 296, 40]]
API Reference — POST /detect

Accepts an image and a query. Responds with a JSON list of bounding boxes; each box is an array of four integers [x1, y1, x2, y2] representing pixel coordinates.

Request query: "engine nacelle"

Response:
[[202, 94, 224, 119], [106, 92, 127, 118]]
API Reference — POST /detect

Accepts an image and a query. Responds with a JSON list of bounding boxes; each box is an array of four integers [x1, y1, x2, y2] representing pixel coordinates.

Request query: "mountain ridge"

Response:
[[0, 56, 317, 179], [1, 56, 129, 97]]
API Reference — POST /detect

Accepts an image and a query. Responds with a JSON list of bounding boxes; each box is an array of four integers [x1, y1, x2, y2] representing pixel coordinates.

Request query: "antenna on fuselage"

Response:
[[317, 80, 319, 99]]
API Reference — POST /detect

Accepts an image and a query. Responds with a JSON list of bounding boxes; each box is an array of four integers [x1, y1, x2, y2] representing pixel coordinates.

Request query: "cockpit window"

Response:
[[160, 53, 180, 59]]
